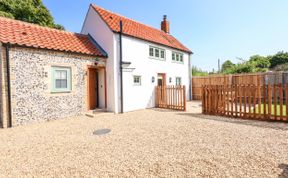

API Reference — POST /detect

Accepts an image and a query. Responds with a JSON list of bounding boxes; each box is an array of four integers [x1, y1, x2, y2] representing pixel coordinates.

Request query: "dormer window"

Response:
[[149, 46, 165, 60]]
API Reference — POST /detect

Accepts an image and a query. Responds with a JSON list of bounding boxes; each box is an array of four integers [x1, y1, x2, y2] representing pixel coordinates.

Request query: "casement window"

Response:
[[51, 66, 71, 92], [176, 77, 182, 86], [133, 76, 141, 86], [172, 52, 184, 63], [149, 46, 165, 60]]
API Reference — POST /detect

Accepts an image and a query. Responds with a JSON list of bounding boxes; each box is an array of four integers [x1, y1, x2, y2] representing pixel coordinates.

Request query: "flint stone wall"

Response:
[[9, 47, 99, 125]]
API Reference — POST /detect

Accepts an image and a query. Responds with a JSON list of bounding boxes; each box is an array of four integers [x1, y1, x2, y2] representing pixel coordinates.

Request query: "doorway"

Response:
[[87, 67, 107, 111], [88, 68, 98, 110], [157, 73, 166, 86]]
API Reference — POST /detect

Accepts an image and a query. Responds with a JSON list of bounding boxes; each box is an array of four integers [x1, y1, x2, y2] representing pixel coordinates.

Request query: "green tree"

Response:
[[221, 60, 235, 73], [270, 51, 288, 69], [249, 55, 270, 69], [0, 0, 64, 30], [233, 63, 254, 74]]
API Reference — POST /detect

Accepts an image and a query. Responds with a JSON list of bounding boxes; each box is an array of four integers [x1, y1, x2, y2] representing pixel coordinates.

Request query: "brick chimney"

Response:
[[161, 15, 170, 33]]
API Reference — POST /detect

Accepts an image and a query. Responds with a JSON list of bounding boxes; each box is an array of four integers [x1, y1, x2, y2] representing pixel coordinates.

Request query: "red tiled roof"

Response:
[[91, 4, 192, 54], [0, 17, 106, 57]]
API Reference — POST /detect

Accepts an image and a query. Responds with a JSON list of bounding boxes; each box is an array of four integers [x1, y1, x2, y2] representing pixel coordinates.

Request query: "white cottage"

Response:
[[0, 4, 192, 128], [81, 4, 193, 113]]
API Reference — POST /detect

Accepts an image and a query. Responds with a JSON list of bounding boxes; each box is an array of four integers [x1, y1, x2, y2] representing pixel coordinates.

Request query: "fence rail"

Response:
[[155, 85, 186, 111], [192, 72, 288, 100], [202, 84, 288, 122]]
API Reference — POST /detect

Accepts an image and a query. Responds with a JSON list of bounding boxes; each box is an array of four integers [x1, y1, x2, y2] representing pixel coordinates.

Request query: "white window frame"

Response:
[[149, 46, 165, 60], [176, 77, 182, 86], [133, 75, 141, 86], [172, 52, 184, 64], [51, 66, 72, 93]]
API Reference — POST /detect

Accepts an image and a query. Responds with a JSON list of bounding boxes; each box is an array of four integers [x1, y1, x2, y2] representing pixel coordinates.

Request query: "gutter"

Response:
[[119, 20, 124, 114], [5, 43, 12, 127]]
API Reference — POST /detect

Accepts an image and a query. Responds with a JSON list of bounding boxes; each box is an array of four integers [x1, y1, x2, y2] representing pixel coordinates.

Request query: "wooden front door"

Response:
[[88, 68, 98, 110], [157, 73, 166, 105], [157, 73, 166, 86]]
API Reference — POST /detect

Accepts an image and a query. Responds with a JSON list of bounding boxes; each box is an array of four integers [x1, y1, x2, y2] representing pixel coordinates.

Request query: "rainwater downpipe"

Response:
[[5, 43, 12, 127], [119, 20, 124, 113]]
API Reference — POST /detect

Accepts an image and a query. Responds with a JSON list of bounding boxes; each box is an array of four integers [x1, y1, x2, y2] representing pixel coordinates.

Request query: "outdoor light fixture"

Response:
[[152, 76, 155, 83], [169, 77, 172, 83], [121, 61, 131, 68]]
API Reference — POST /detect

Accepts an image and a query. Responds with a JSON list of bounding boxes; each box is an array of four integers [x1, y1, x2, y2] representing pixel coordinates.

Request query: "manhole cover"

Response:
[[93, 129, 111, 135]]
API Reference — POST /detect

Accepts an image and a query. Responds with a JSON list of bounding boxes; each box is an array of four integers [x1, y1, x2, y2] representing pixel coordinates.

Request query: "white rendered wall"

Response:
[[120, 35, 191, 112], [97, 68, 105, 108], [81, 6, 117, 112]]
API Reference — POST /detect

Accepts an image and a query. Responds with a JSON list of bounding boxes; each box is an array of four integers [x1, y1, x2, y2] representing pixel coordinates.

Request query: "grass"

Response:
[[255, 104, 287, 116]]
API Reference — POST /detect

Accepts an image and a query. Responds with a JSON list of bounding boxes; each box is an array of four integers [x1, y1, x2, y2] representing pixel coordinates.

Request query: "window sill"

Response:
[[50, 90, 72, 94], [172, 61, 184, 64], [149, 56, 166, 61]]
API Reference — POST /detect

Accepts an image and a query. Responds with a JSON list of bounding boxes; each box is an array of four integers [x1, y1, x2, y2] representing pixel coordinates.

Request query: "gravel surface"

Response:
[[0, 101, 287, 177]]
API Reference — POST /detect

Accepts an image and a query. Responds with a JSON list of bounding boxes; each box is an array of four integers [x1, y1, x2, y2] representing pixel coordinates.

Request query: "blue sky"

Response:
[[43, 0, 288, 72]]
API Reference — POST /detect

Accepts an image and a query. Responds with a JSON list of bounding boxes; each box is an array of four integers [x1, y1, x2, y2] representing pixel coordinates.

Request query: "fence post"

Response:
[[279, 84, 283, 121], [183, 85, 186, 111]]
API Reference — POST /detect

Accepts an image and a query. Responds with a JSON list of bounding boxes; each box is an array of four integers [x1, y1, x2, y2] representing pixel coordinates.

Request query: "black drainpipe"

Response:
[[0, 43, 3, 128], [5, 43, 12, 127], [119, 20, 124, 114]]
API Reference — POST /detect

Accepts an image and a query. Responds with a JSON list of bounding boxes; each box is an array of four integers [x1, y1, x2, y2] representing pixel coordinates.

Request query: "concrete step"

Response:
[[85, 108, 110, 118]]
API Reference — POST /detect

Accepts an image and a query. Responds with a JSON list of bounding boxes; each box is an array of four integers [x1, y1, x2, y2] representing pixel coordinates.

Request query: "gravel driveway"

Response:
[[0, 102, 287, 177]]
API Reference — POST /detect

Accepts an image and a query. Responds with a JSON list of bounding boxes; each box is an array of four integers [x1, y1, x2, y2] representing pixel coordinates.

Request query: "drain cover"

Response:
[[93, 129, 111, 135]]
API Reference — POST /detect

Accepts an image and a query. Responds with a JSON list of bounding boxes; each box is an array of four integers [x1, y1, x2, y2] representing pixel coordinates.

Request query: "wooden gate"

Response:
[[155, 85, 186, 111], [202, 84, 288, 122]]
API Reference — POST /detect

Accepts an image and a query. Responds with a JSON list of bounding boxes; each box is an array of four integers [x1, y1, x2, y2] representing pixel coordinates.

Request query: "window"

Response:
[[149, 47, 154, 57], [172, 52, 184, 63], [172, 53, 175, 61], [149, 46, 165, 60], [52, 67, 71, 92], [155, 49, 160, 58], [133, 76, 141, 86], [176, 77, 182, 86]]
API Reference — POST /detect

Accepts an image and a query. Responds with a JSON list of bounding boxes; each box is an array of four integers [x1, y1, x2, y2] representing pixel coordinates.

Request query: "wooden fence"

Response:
[[202, 84, 288, 122], [155, 85, 186, 111], [192, 72, 288, 100]]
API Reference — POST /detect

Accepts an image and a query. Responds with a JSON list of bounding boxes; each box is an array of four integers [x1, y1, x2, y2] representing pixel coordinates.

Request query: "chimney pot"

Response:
[[161, 15, 170, 33]]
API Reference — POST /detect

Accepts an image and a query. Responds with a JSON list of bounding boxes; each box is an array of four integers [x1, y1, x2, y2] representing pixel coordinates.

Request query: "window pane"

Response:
[[60, 71, 67, 79], [134, 76, 141, 85], [61, 79, 67, 88], [155, 49, 159, 57], [56, 79, 62, 88], [180, 55, 183, 62], [172, 53, 175, 61], [176, 54, 179, 61], [55, 79, 67, 88], [55, 71, 61, 79], [55, 70, 67, 79], [149, 47, 154, 57], [160, 50, 165, 59], [176, 77, 182, 85]]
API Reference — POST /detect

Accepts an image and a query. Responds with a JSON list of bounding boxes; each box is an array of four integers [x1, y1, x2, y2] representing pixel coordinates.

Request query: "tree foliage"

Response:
[[0, 0, 64, 30], [270, 51, 288, 69], [194, 51, 288, 76], [192, 66, 209, 76], [221, 60, 235, 73]]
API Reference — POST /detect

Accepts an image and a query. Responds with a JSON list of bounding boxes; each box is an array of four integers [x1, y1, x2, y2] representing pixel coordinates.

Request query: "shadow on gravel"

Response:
[[177, 113, 288, 131], [279, 164, 288, 178]]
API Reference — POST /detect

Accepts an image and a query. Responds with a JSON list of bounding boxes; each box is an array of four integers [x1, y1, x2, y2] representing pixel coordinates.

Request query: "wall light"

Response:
[[152, 76, 155, 83], [169, 77, 172, 83]]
